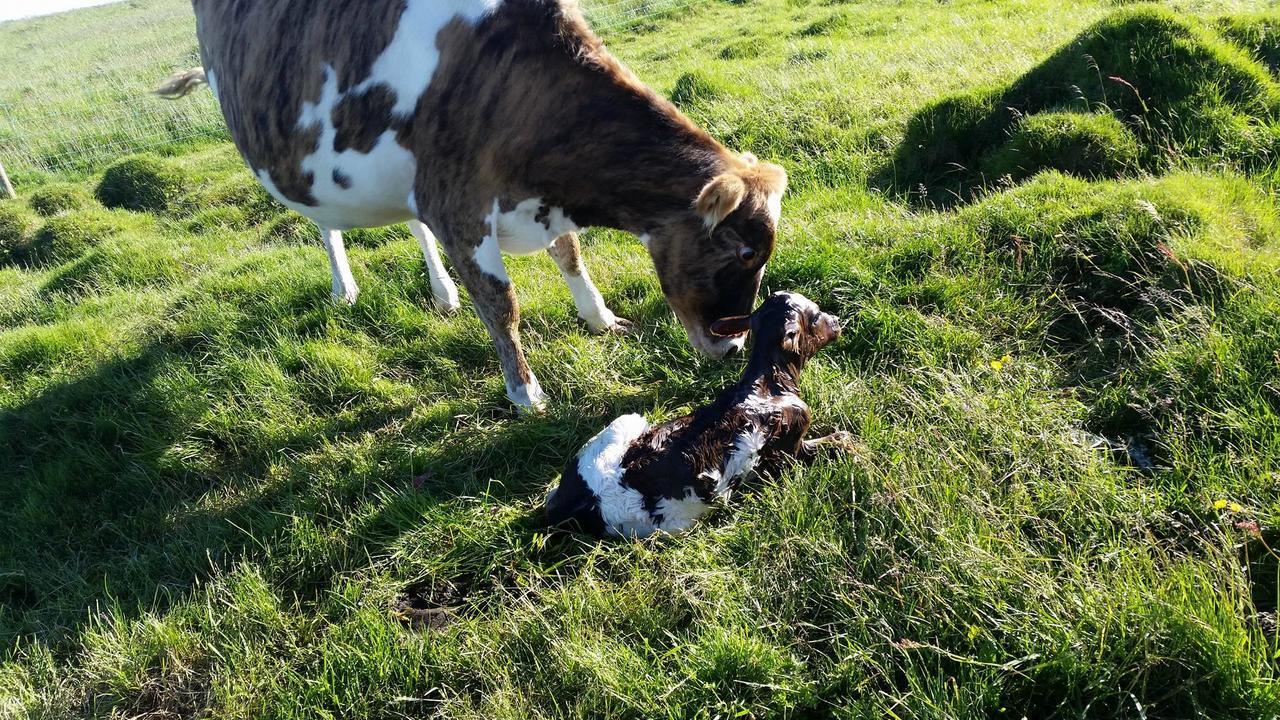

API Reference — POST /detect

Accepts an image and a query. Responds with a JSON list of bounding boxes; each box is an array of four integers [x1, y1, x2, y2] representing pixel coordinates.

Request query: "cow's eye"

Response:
[[737, 245, 756, 264]]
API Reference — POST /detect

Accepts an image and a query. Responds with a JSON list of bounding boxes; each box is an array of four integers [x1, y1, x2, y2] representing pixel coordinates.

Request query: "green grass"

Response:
[[3, 0, 1280, 717]]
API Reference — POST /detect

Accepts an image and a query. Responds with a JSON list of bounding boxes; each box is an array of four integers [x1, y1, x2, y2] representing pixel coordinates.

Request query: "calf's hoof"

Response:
[[332, 285, 360, 306]]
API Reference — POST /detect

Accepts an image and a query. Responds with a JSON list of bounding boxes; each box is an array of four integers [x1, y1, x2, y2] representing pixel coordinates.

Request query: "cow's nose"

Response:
[[722, 343, 741, 358]]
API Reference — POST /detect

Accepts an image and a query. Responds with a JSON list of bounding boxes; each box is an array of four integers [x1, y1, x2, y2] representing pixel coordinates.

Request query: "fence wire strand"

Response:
[[0, 0, 705, 176]]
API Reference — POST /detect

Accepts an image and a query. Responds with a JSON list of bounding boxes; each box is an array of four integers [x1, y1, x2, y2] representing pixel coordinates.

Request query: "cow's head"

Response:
[[648, 153, 788, 359]]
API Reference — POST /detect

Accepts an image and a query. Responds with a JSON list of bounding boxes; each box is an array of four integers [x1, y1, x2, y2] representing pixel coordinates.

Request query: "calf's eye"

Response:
[[737, 245, 756, 263]]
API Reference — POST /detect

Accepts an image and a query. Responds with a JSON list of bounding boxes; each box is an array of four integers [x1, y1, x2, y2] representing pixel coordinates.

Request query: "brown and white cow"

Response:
[[176, 0, 788, 409]]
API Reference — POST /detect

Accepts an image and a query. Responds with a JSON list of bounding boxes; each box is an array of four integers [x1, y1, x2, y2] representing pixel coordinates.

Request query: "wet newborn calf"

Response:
[[545, 292, 846, 538]]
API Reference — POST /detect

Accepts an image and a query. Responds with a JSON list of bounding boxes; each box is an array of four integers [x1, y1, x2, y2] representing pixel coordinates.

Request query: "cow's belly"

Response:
[[256, 144, 417, 231], [251, 69, 420, 232]]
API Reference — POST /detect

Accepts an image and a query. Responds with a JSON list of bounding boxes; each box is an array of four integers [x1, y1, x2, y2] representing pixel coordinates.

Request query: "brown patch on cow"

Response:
[[192, 0, 409, 206], [534, 203, 552, 230], [331, 168, 352, 189], [332, 85, 399, 154], [547, 232, 585, 277]]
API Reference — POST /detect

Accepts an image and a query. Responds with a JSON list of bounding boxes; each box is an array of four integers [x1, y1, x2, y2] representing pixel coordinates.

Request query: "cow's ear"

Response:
[[696, 173, 747, 228], [710, 314, 751, 337]]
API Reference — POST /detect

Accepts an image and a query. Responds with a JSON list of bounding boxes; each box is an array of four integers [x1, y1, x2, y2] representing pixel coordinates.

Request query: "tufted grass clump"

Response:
[[883, 6, 1280, 201], [28, 183, 95, 217], [670, 71, 723, 107], [983, 112, 1142, 182], [0, 200, 37, 261], [95, 154, 188, 213], [1218, 12, 1280, 74], [23, 207, 156, 266]]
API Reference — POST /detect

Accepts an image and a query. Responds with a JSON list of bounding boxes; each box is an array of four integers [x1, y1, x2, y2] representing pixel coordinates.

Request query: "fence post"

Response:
[[0, 159, 13, 200]]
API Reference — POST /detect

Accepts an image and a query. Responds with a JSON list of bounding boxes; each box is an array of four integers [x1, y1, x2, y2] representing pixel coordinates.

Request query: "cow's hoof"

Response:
[[507, 378, 547, 413], [431, 295, 462, 314], [589, 316, 633, 336], [332, 286, 360, 306]]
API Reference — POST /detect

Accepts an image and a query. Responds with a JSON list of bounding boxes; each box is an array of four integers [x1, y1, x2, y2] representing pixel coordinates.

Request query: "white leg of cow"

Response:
[[408, 221, 461, 313], [547, 232, 629, 334], [321, 226, 359, 305]]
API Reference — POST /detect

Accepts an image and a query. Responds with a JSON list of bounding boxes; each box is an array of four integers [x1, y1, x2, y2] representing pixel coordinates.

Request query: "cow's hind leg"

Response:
[[439, 214, 545, 411], [547, 232, 629, 334], [408, 221, 461, 312], [321, 226, 359, 305]]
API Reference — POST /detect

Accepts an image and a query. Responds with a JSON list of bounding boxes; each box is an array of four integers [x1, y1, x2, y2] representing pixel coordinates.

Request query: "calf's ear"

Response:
[[696, 173, 747, 228], [710, 315, 751, 337]]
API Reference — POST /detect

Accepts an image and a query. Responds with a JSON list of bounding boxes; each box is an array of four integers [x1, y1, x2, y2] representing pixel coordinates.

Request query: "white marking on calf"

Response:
[[576, 414, 654, 537], [637, 233, 651, 249], [654, 487, 710, 533], [354, 0, 502, 117]]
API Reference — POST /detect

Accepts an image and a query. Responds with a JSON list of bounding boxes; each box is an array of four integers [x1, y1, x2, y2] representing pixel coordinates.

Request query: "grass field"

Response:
[[2, 0, 1280, 717]]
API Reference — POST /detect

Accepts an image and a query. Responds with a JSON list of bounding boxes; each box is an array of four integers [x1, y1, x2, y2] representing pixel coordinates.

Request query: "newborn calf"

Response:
[[545, 291, 845, 537]]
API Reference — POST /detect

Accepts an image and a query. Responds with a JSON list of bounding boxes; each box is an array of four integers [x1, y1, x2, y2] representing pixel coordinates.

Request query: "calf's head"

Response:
[[649, 154, 788, 359], [710, 291, 842, 374]]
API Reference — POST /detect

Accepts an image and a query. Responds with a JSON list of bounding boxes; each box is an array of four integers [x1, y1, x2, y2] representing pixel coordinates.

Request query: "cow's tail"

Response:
[[154, 68, 208, 99]]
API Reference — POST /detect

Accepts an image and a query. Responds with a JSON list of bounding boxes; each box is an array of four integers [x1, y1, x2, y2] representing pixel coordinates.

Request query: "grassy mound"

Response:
[[27, 183, 95, 217], [0, 201, 36, 261], [174, 174, 282, 226], [1218, 12, 1280, 74], [886, 7, 1280, 200], [23, 208, 156, 266], [982, 112, 1142, 182], [670, 71, 723, 107], [95, 154, 188, 213]]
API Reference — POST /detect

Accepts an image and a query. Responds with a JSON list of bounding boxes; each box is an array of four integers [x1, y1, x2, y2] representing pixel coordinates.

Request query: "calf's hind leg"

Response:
[[547, 232, 629, 334]]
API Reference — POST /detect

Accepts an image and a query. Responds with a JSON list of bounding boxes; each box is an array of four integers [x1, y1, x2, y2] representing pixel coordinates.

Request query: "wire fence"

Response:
[[0, 0, 707, 179]]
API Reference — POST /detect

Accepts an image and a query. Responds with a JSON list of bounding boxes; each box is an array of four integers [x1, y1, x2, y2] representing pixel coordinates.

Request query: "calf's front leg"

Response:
[[436, 215, 545, 411]]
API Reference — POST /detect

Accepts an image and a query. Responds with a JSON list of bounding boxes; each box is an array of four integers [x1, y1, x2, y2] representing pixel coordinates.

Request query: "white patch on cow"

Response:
[[508, 374, 545, 411], [494, 198, 579, 255], [353, 0, 501, 117], [637, 233, 651, 249], [766, 189, 783, 229], [474, 198, 509, 283], [409, 221, 461, 311], [321, 227, 359, 304], [575, 414, 655, 538], [205, 69, 220, 102], [407, 192, 419, 220], [654, 487, 710, 533], [267, 64, 418, 230]]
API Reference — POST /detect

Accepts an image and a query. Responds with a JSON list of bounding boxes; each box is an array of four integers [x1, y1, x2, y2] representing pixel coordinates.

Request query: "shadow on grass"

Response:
[[0, 316, 656, 657]]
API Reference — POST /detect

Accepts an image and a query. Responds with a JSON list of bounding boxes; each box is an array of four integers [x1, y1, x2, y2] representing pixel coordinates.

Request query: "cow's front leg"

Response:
[[547, 232, 630, 335], [442, 217, 545, 411]]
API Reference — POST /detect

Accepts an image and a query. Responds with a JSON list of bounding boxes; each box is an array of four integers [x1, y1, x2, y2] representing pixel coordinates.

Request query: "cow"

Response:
[[169, 0, 788, 410]]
